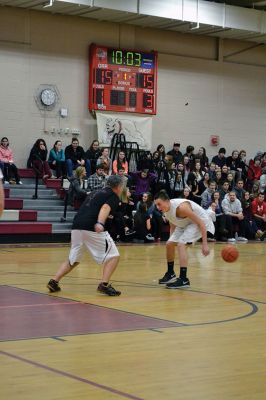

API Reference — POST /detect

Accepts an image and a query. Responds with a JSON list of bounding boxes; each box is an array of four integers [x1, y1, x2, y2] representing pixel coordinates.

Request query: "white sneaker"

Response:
[[17, 181, 23, 185], [237, 237, 248, 242], [146, 233, 155, 241], [228, 238, 236, 243], [4, 181, 9, 185]]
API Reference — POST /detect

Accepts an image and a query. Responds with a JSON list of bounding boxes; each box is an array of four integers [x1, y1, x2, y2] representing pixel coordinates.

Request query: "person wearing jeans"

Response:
[[65, 138, 91, 178], [221, 191, 248, 242]]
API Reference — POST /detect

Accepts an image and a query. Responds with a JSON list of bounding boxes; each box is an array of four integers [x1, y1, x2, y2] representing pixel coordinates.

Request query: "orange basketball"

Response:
[[221, 245, 239, 263]]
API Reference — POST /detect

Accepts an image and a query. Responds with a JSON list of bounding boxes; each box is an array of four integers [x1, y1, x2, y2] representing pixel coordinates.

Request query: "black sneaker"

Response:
[[158, 272, 177, 285], [166, 278, 190, 289], [47, 279, 61, 293], [97, 283, 121, 296]]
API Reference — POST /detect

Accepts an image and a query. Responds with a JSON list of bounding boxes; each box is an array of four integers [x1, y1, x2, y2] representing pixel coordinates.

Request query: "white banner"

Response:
[[96, 112, 152, 150]]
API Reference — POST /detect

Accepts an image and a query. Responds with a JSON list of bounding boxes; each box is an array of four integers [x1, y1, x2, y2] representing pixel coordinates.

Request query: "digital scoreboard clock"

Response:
[[89, 44, 158, 115]]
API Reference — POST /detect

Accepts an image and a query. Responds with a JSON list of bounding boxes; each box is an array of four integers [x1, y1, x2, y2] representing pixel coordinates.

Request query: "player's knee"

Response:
[[177, 242, 185, 249], [166, 241, 175, 248]]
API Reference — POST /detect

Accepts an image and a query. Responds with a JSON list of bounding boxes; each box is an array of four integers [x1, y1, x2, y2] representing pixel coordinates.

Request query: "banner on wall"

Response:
[[96, 112, 152, 150]]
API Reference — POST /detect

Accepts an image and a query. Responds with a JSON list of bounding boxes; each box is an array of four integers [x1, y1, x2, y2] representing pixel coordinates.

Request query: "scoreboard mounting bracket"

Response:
[[89, 44, 157, 115]]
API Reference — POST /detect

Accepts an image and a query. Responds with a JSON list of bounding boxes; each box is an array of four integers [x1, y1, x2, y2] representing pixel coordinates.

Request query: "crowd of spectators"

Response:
[[1, 136, 265, 243]]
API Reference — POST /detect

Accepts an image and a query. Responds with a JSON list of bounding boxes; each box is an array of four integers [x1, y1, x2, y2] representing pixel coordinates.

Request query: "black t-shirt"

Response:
[[72, 187, 119, 231]]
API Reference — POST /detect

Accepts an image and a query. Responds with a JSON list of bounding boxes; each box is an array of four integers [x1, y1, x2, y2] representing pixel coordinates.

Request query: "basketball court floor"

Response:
[[0, 242, 265, 400]]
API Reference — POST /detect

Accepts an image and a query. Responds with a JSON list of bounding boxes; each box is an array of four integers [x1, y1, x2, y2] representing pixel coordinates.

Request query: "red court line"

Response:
[[0, 302, 80, 310], [0, 350, 144, 400]]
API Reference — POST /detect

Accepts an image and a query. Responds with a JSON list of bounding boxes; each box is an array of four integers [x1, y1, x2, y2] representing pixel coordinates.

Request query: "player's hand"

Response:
[[94, 223, 104, 233], [202, 243, 210, 257]]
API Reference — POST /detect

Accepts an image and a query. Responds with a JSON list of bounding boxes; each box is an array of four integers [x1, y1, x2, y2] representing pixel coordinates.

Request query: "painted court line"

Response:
[[0, 350, 144, 400], [0, 302, 80, 310]]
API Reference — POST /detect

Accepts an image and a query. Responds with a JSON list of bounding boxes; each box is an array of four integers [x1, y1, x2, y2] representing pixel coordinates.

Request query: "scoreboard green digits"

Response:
[[89, 44, 158, 114]]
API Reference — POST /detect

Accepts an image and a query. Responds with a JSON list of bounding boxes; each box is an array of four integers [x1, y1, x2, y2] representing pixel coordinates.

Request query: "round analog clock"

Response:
[[40, 89, 56, 106]]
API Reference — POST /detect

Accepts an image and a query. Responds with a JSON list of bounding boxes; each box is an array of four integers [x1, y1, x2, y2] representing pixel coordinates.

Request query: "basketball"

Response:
[[221, 245, 239, 263]]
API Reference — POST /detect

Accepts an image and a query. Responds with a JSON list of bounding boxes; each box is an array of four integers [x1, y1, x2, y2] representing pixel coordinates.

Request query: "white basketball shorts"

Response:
[[69, 230, 119, 266]]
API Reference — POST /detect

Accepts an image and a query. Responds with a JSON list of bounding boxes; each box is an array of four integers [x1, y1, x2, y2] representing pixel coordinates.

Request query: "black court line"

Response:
[[0, 350, 144, 400]]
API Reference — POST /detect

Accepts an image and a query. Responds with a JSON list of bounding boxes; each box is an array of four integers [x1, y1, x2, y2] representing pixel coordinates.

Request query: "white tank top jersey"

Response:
[[165, 198, 215, 233]]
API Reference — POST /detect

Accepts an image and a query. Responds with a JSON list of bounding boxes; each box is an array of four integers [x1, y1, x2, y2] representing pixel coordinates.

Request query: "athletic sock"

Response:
[[179, 267, 187, 280], [167, 261, 175, 275]]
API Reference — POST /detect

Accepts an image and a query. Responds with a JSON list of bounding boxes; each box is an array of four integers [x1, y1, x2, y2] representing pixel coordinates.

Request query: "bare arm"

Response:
[[94, 204, 111, 232], [169, 223, 176, 236], [177, 202, 210, 256]]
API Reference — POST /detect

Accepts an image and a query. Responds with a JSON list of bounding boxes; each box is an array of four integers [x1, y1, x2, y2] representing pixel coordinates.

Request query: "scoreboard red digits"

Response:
[[89, 44, 157, 114]]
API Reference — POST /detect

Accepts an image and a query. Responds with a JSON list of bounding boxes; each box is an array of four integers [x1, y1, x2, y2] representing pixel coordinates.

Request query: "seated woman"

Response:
[[85, 140, 101, 174], [134, 203, 154, 243], [68, 166, 89, 207], [28, 139, 52, 182], [0, 137, 22, 184], [48, 140, 67, 179], [109, 187, 135, 242], [112, 150, 128, 175], [97, 148, 112, 176]]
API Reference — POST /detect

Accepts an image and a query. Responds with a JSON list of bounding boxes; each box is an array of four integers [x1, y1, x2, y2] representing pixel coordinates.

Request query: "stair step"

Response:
[[0, 222, 52, 234], [18, 168, 36, 178], [23, 199, 63, 207], [5, 199, 23, 210]]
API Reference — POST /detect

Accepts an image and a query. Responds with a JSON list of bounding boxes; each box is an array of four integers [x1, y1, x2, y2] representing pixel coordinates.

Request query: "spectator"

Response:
[[227, 173, 234, 190], [251, 193, 266, 232], [65, 138, 90, 178], [227, 150, 241, 177], [233, 179, 245, 201], [137, 192, 154, 214], [195, 147, 209, 170], [259, 167, 266, 194], [87, 164, 106, 192], [152, 151, 160, 170], [156, 144, 165, 161], [250, 180, 260, 201], [221, 191, 248, 242], [48, 140, 67, 179], [212, 148, 227, 168], [208, 162, 216, 180], [0, 137, 22, 185], [155, 160, 171, 194], [209, 191, 228, 241], [134, 203, 154, 242], [112, 150, 128, 174], [201, 181, 216, 209], [221, 164, 229, 181], [198, 172, 210, 195], [182, 155, 191, 183], [170, 170, 186, 198], [215, 170, 223, 187], [110, 187, 135, 242], [137, 151, 154, 172], [131, 170, 156, 202], [261, 152, 266, 169], [68, 166, 89, 206], [219, 181, 230, 201], [181, 187, 194, 201], [238, 150, 248, 181], [248, 156, 262, 184], [0, 168, 4, 216], [242, 191, 264, 240], [28, 139, 52, 182], [97, 147, 112, 176], [117, 167, 129, 188], [184, 145, 195, 164], [85, 140, 101, 174], [167, 143, 183, 164]]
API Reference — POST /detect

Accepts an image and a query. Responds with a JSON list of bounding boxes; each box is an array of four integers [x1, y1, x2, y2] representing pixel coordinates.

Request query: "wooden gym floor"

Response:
[[0, 242, 266, 400]]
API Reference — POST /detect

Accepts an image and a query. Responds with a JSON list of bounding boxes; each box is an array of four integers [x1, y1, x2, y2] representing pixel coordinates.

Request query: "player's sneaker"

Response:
[[158, 272, 177, 285], [47, 279, 61, 293], [227, 238, 236, 243], [97, 283, 121, 296], [166, 278, 190, 289], [237, 237, 248, 242]]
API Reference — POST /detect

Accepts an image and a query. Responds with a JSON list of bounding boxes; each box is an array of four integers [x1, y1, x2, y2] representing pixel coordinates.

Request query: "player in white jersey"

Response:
[[154, 190, 215, 289]]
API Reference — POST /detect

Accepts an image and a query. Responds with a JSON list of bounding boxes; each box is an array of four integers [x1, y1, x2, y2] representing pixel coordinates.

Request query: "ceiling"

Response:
[[0, 0, 266, 44]]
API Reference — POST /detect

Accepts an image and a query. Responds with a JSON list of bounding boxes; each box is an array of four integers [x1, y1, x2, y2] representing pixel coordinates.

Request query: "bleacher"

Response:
[[0, 169, 75, 243]]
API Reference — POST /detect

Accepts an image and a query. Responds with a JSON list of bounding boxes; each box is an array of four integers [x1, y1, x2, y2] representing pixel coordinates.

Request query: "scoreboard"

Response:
[[89, 44, 157, 115]]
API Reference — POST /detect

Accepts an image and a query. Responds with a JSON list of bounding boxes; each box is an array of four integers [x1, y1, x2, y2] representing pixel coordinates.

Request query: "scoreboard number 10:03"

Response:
[[89, 44, 158, 114]]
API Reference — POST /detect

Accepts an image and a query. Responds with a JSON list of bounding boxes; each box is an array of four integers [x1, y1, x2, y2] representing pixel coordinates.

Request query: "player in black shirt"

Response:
[[47, 175, 124, 296]]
